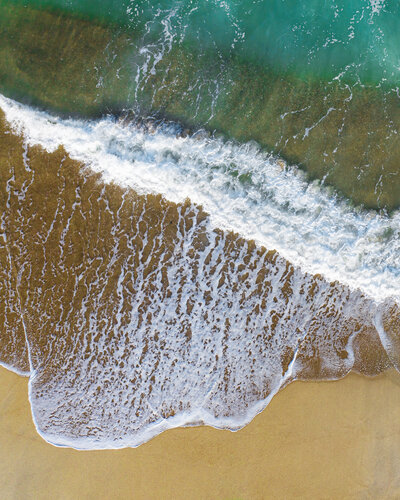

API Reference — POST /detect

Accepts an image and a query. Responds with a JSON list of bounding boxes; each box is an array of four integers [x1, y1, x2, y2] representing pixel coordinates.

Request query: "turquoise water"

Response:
[[8, 0, 400, 84]]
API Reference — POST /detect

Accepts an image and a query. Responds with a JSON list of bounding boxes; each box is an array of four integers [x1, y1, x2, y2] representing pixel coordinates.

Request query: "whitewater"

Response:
[[1, 94, 399, 304]]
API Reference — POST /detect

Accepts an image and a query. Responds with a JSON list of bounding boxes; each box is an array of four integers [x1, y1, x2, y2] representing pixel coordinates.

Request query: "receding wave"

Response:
[[0, 97, 399, 449]]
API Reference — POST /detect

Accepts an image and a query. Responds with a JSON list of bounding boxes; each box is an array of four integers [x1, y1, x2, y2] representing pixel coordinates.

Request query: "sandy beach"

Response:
[[0, 367, 399, 499]]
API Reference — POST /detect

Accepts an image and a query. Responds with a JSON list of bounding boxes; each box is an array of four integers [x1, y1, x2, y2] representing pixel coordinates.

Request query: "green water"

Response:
[[0, 0, 399, 209]]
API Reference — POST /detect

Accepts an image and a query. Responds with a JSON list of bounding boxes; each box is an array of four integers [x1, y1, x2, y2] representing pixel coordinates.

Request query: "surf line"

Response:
[[0, 94, 399, 305]]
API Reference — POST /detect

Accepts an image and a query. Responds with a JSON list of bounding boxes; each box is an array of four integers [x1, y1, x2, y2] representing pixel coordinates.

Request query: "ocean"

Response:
[[0, 0, 399, 449]]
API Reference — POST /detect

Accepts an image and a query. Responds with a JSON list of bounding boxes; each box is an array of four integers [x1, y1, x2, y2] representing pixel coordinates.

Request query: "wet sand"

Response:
[[0, 367, 399, 499]]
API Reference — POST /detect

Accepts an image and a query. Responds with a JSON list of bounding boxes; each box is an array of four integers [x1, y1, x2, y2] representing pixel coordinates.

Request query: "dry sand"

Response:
[[0, 367, 400, 499]]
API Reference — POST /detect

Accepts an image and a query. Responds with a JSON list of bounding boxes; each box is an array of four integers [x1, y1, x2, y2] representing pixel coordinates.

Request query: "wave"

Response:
[[1, 95, 399, 303], [3, 2, 400, 211], [0, 96, 399, 449]]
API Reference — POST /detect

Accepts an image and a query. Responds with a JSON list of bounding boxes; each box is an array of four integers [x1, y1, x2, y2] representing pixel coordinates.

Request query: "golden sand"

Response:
[[0, 366, 399, 499]]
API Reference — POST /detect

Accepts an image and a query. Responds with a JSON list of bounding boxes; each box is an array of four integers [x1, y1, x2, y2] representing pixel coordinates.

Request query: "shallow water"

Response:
[[0, 102, 398, 449], [7, 0, 399, 83]]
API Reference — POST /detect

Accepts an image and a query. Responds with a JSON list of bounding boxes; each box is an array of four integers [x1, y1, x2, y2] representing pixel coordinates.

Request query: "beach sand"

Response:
[[0, 367, 399, 499]]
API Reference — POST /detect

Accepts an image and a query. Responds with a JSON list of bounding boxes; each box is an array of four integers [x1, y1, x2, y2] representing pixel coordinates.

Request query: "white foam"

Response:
[[22, 203, 376, 450], [0, 360, 30, 377], [1, 94, 398, 304], [369, 0, 385, 16]]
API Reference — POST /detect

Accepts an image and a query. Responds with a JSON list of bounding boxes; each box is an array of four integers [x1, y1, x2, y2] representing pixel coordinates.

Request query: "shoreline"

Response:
[[1, 367, 399, 499]]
